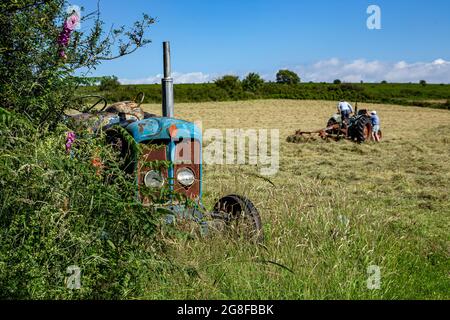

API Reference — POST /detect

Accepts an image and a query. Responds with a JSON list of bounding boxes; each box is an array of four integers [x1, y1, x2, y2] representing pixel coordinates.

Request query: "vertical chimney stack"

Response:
[[162, 41, 174, 118]]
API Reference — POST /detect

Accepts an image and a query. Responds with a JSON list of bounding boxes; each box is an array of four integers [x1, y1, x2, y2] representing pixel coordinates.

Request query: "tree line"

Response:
[[80, 71, 450, 110]]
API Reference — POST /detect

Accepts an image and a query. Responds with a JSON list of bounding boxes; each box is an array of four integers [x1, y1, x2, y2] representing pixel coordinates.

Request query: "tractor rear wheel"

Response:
[[349, 116, 372, 143], [212, 194, 263, 243]]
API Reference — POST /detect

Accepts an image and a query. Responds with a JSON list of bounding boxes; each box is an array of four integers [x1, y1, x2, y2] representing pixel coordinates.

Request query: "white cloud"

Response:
[[120, 72, 213, 84], [292, 58, 450, 83], [119, 58, 450, 85]]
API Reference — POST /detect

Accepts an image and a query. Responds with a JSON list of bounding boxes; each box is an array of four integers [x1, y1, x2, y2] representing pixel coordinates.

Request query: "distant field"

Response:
[[140, 100, 450, 299]]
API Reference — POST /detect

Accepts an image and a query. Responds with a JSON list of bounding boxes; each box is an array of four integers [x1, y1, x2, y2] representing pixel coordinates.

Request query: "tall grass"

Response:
[[140, 100, 450, 299]]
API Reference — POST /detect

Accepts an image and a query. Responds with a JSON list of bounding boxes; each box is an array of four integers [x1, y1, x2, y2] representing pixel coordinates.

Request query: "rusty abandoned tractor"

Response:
[[65, 42, 263, 242], [288, 107, 382, 143]]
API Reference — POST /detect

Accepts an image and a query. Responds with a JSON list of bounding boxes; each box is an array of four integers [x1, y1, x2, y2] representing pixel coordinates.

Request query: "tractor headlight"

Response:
[[177, 168, 195, 187], [144, 170, 165, 188]]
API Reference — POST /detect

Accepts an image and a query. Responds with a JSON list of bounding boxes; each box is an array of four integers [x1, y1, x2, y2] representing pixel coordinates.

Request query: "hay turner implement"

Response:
[[291, 124, 342, 142]]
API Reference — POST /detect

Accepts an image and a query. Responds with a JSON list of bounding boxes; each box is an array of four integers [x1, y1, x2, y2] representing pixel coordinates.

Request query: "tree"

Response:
[[99, 76, 121, 91], [242, 73, 264, 93], [0, 1, 155, 125], [333, 79, 342, 84], [214, 75, 242, 93], [381, 80, 388, 84], [420, 80, 427, 86], [276, 70, 300, 84]]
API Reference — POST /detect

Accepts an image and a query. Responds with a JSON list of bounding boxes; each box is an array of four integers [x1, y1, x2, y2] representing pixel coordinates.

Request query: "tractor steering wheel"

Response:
[[61, 95, 108, 119], [81, 95, 108, 113], [134, 92, 145, 107]]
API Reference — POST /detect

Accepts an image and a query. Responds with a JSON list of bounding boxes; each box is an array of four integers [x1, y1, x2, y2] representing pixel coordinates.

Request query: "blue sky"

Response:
[[74, 0, 450, 83]]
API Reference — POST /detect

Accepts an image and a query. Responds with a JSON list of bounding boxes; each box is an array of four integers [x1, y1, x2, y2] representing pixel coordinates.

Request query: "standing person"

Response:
[[370, 111, 381, 142], [337, 100, 354, 122]]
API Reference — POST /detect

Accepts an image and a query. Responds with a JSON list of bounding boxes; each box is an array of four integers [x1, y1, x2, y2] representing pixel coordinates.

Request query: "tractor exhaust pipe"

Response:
[[162, 41, 174, 118]]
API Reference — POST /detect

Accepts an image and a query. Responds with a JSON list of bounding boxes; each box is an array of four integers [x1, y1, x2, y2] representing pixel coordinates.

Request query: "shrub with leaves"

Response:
[[214, 75, 242, 94], [0, 1, 164, 299], [0, 109, 171, 299], [99, 76, 121, 92], [0, 0, 155, 126], [242, 73, 265, 93], [276, 69, 301, 84]]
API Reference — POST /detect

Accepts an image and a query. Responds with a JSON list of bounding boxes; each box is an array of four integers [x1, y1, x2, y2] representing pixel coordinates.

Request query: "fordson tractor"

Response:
[[66, 42, 263, 242]]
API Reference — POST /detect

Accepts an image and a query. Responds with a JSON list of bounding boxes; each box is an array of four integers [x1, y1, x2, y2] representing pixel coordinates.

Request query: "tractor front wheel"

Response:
[[211, 194, 263, 243]]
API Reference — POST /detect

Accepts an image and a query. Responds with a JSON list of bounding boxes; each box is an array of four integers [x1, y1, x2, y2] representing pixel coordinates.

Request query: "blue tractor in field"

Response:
[[66, 42, 263, 241]]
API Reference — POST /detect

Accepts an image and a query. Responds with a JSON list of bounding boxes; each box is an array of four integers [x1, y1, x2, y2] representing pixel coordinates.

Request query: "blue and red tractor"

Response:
[[66, 42, 263, 241]]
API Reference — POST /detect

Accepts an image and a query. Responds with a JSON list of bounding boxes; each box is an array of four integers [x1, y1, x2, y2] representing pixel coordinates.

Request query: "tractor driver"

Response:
[[337, 100, 353, 122]]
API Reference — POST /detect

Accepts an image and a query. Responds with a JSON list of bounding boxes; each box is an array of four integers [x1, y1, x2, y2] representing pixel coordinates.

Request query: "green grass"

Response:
[[139, 100, 450, 299]]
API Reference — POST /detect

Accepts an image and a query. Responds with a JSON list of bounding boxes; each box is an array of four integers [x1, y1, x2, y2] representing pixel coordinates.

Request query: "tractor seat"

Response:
[[105, 101, 158, 121], [105, 101, 145, 120]]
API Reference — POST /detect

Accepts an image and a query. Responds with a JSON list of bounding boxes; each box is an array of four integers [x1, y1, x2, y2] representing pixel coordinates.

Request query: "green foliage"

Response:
[[276, 69, 301, 84], [214, 75, 242, 94], [99, 76, 121, 92], [334, 79, 342, 84], [242, 73, 265, 93], [0, 2, 158, 297], [420, 80, 427, 86], [0, 112, 170, 299], [76, 76, 114, 87], [0, 0, 154, 126]]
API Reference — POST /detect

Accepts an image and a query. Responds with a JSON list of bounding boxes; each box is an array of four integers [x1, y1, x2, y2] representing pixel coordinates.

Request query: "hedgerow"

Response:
[[79, 82, 450, 110]]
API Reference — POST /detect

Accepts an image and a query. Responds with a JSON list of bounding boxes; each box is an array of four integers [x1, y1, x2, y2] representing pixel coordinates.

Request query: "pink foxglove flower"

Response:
[[58, 11, 81, 60], [66, 14, 80, 31], [65, 131, 76, 154]]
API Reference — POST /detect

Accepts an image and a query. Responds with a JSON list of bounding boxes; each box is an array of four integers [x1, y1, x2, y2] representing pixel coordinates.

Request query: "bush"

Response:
[[0, 111, 166, 299], [276, 70, 300, 84], [99, 76, 121, 92], [333, 79, 342, 84], [214, 75, 242, 93], [0, 1, 159, 299], [242, 73, 265, 93], [0, 1, 154, 126]]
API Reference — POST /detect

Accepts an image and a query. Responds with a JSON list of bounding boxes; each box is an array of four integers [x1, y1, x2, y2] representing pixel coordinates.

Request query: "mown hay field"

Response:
[[141, 100, 450, 299]]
